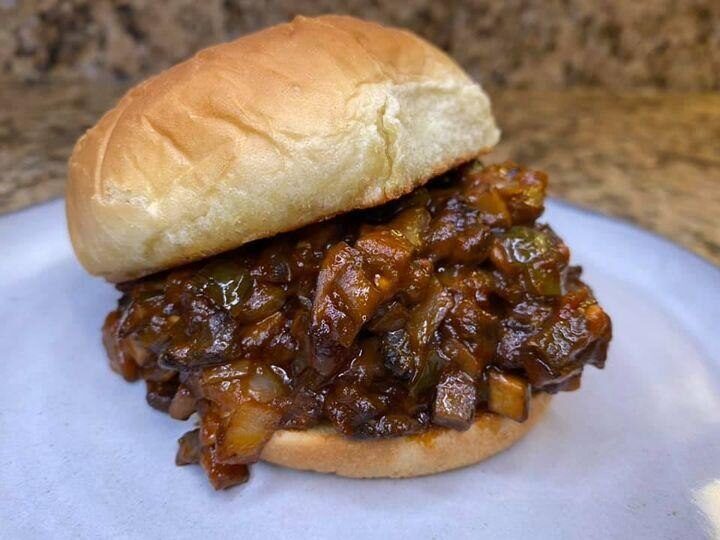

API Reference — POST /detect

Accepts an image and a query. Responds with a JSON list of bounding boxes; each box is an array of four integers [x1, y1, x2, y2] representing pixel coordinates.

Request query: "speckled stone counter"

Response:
[[1, 81, 718, 265], [4, 1, 719, 90], [492, 89, 720, 264]]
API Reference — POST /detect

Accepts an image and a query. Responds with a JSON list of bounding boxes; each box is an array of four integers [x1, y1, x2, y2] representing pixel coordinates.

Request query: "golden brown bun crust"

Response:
[[260, 393, 550, 478], [66, 15, 499, 282]]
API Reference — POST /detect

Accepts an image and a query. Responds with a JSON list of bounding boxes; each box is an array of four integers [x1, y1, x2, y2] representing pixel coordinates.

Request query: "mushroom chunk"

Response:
[[487, 370, 530, 422], [432, 369, 477, 430]]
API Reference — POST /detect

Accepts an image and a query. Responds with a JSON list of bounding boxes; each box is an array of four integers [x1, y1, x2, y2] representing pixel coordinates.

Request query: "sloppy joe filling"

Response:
[[103, 161, 612, 489]]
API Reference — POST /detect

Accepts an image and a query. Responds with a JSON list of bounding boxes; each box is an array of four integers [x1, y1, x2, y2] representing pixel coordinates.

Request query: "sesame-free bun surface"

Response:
[[260, 393, 550, 478], [66, 15, 499, 282]]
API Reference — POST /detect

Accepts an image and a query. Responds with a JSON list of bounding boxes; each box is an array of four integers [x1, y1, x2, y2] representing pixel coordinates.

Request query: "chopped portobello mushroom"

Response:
[[381, 329, 415, 380], [102, 161, 612, 488], [432, 369, 477, 430], [487, 370, 531, 422]]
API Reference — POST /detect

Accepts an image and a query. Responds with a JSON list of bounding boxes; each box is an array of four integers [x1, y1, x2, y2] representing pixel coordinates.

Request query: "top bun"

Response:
[[66, 15, 499, 282]]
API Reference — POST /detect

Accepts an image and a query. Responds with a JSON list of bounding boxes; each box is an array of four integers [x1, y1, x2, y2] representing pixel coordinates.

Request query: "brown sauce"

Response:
[[103, 161, 612, 488]]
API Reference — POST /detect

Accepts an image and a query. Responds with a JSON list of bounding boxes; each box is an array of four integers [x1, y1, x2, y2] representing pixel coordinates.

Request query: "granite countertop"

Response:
[[1, 80, 718, 265]]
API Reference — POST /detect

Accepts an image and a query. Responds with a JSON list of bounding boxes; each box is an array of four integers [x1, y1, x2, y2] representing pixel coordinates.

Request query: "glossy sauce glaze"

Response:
[[103, 161, 612, 488]]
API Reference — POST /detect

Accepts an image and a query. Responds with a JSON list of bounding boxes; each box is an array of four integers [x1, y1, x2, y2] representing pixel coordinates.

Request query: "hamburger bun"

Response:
[[66, 14, 499, 282], [260, 394, 551, 478]]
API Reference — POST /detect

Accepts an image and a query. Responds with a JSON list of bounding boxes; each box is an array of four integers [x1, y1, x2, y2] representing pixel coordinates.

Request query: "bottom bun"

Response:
[[260, 393, 551, 478]]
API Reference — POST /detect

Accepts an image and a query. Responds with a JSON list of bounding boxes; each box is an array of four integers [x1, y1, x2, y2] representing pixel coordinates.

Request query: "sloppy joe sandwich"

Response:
[[66, 15, 612, 489]]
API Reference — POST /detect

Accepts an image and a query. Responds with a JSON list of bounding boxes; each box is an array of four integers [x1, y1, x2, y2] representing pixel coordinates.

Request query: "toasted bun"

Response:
[[66, 15, 499, 282], [260, 393, 550, 478]]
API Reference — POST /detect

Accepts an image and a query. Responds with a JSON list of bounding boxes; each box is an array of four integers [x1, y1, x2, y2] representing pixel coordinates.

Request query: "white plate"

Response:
[[1, 199, 719, 539]]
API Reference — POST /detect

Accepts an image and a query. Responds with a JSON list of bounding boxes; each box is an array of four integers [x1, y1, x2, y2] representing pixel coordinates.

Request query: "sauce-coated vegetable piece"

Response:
[[487, 370, 531, 422], [433, 369, 477, 429]]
